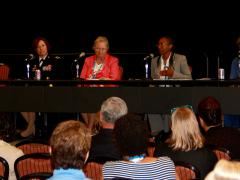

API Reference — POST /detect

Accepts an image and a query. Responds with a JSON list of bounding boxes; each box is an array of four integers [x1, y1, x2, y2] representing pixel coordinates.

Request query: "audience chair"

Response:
[[119, 66, 123, 79], [0, 64, 9, 80], [147, 137, 155, 157], [211, 146, 231, 160], [15, 139, 50, 155], [14, 153, 52, 180], [174, 161, 201, 180], [0, 156, 9, 180], [83, 162, 103, 180]]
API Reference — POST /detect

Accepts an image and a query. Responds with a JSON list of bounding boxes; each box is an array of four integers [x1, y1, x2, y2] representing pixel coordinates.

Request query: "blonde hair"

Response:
[[205, 159, 240, 180], [166, 107, 204, 151], [93, 36, 109, 49]]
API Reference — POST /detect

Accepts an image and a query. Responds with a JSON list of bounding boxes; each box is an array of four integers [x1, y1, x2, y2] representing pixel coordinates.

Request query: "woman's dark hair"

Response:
[[197, 96, 222, 126], [114, 113, 149, 157], [32, 37, 51, 50]]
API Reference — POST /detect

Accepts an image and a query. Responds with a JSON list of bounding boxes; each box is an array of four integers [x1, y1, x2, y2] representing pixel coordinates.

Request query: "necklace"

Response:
[[127, 154, 146, 163], [91, 61, 103, 79]]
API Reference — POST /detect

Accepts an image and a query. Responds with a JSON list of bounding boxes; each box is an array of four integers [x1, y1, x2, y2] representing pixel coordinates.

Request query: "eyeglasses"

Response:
[[94, 48, 108, 52], [170, 105, 193, 114]]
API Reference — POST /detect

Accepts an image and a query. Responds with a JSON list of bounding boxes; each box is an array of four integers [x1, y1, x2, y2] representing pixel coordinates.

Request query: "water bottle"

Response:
[[35, 69, 41, 80]]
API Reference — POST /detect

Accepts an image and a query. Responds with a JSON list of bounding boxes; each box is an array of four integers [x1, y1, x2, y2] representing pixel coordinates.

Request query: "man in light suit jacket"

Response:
[[151, 36, 192, 79]]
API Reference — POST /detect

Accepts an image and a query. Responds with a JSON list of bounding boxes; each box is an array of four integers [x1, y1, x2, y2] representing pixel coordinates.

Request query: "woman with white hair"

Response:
[[205, 159, 240, 180]]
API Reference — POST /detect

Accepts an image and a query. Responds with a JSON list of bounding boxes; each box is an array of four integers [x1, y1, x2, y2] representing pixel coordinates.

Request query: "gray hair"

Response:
[[100, 97, 128, 123]]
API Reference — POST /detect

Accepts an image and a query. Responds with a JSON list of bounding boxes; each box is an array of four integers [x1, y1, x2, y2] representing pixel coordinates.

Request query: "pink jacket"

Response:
[[80, 54, 120, 80]]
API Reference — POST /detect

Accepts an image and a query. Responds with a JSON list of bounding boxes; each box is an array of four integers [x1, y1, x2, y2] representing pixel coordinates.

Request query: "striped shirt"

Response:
[[103, 156, 176, 180]]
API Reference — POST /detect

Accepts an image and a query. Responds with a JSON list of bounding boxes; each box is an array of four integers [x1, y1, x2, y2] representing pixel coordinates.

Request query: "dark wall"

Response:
[[1, 2, 240, 80]]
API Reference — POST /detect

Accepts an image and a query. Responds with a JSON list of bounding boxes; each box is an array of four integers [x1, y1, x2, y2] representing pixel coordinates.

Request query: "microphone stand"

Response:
[[76, 61, 80, 78], [145, 61, 149, 79], [203, 52, 209, 79], [206, 55, 209, 79], [27, 63, 30, 79], [25, 59, 30, 79]]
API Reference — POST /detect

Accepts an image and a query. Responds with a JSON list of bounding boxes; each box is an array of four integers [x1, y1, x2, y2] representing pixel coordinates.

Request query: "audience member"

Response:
[[88, 97, 128, 163], [48, 120, 91, 180], [154, 107, 217, 180], [197, 96, 240, 159], [230, 36, 240, 79], [80, 36, 121, 130], [205, 159, 240, 180], [103, 113, 177, 180], [0, 139, 24, 180]]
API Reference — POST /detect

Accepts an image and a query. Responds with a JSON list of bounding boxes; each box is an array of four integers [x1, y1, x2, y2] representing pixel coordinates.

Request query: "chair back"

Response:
[[118, 66, 123, 80], [212, 147, 231, 160], [15, 139, 50, 155], [83, 162, 103, 180], [147, 137, 155, 157], [14, 153, 53, 180], [0, 64, 9, 80], [174, 161, 200, 180], [0, 156, 9, 180]]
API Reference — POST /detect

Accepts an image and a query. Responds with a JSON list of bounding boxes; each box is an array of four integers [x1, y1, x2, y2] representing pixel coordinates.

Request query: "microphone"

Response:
[[203, 52, 209, 78], [74, 52, 86, 62], [143, 53, 154, 61], [25, 54, 34, 61], [54, 56, 61, 60]]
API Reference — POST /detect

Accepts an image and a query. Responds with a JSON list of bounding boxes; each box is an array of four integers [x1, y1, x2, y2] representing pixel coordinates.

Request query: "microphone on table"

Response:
[[143, 53, 154, 61], [74, 52, 86, 62], [25, 54, 35, 61], [74, 52, 86, 78], [144, 53, 154, 79]]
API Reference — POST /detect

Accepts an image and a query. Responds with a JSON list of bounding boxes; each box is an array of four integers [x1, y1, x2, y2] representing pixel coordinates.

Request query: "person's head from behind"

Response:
[[32, 37, 51, 58], [100, 96, 128, 127], [114, 113, 149, 157], [50, 120, 91, 170], [93, 36, 109, 59], [197, 96, 222, 129], [205, 159, 240, 180], [167, 107, 204, 151], [157, 36, 174, 55]]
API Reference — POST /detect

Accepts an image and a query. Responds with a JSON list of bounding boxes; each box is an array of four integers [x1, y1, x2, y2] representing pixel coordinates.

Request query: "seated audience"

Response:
[[103, 113, 177, 180], [154, 106, 217, 180], [197, 96, 240, 159], [48, 120, 91, 180], [0, 139, 24, 180], [88, 96, 128, 163], [205, 159, 240, 180]]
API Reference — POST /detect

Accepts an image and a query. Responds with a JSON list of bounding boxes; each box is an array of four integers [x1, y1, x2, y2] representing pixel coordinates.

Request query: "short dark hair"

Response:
[[114, 113, 149, 157], [197, 96, 222, 126], [32, 37, 51, 50], [50, 120, 91, 169]]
